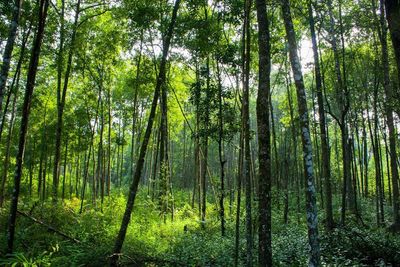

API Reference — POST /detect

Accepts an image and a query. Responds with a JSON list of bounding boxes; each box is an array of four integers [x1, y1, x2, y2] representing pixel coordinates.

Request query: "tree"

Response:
[[242, 0, 253, 265], [385, 0, 400, 98], [6, 0, 50, 253], [53, 0, 81, 202], [0, 0, 22, 131], [307, 0, 334, 230], [380, 0, 400, 229], [255, 0, 272, 265], [281, 0, 321, 265], [110, 0, 181, 264]]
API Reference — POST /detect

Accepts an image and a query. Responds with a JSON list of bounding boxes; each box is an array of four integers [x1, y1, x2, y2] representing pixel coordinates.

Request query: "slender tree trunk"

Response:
[[200, 55, 211, 227], [107, 88, 111, 196], [283, 132, 290, 224], [282, 0, 321, 265], [0, 83, 19, 207], [62, 136, 69, 201], [285, 60, 301, 223], [53, 0, 81, 202], [383, 131, 392, 206], [308, 0, 334, 230], [98, 90, 105, 208], [367, 99, 382, 225], [234, 126, 244, 267], [6, 0, 50, 253], [159, 62, 170, 219], [0, 26, 28, 204], [120, 122, 125, 186], [362, 118, 369, 197], [381, 0, 400, 227], [255, 0, 272, 265], [242, 0, 253, 265], [216, 59, 226, 237], [0, 22, 31, 142], [53, 0, 65, 202], [130, 32, 143, 181], [76, 137, 81, 197], [116, 121, 121, 187], [80, 94, 100, 213], [110, 1, 180, 264], [385, 0, 400, 99], [0, 0, 23, 125]]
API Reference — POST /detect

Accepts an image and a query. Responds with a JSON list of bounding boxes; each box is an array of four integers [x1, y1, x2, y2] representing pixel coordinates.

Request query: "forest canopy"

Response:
[[0, 0, 400, 266]]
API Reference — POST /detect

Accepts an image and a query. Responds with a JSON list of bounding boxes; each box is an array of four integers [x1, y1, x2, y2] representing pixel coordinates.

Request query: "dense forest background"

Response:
[[0, 0, 400, 266]]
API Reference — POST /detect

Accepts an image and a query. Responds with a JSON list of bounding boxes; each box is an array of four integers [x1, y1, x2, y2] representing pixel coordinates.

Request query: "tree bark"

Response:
[[242, 0, 253, 266], [385, 0, 400, 100], [255, 0, 272, 265], [381, 0, 400, 226], [282, 0, 321, 265], [6, 0, 50, 253], [215, 59, 226, 237]]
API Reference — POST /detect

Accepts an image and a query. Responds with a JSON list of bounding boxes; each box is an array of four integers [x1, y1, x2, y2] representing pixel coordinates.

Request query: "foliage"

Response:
[[1, 191, 400, 266]]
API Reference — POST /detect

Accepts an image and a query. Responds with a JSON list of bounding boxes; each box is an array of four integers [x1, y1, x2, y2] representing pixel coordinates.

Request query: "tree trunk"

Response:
[[107, 87, 112, 196], [0, 0, 23, 125], [282, 0, 321, 265], [385, 0, 400, 99], [6, 0, 50, 253], [234, 123, 244, 267], [130, 32, 143, 182], [62, 136, 69, 201], [381, 0, 400, 226], [242, 0, 253, 265], [308, 0, 334, 230], [216, 59, 226, 237], [53, 0, 81, 202], [0, 80, 19, 207], [159, 58, 170, 220], [255, 0, 272, 265], [110, 1, 180, 264], [80, 94, 100, 213]]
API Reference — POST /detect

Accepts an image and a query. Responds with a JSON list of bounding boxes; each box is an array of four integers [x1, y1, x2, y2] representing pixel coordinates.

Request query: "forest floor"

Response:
[[0, 189, 399, 266]]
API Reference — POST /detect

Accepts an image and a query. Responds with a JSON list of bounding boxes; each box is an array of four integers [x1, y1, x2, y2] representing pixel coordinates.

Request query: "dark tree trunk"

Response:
[[159, 57, 170, 220], [80, 94, 100, 213], [6, 0, 50, 253], [362, 118, 369, 197], [0, 79, 19, 208], [255, 0, 272, 265], [285, 61, 301, 224], [282, 0, 321, 265], [234, 124, 244, 267], [215, 59, 226, 237], [62, 136, 69, 201], [0, 22, 31, 142], [242, 0, 253, 265], [130, 33, 143, 182], [0, 0, 23, 125], [53, 0, 81, 202], [200, 56, 211, 228], [385, 0, 400, 99], [0, 24, 29, 206], [308, 0, 334, 230], [110, 1, 180, 264], [381, 0, 400, 226], [107, 87, 111, 196], [98, 90, 105, 208]]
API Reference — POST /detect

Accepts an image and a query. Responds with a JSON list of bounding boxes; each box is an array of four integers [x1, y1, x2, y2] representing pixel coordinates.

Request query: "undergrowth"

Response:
[[0, 190, 399, 266]]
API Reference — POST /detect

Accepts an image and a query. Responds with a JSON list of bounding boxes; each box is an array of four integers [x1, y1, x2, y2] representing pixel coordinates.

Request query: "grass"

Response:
[[0, 189, 399, 266]]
